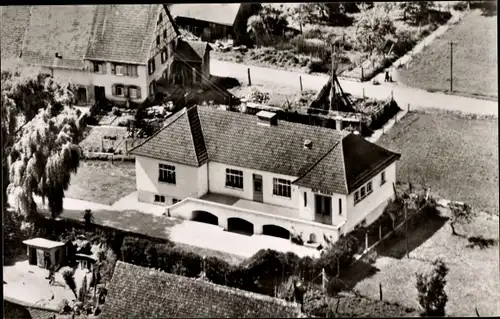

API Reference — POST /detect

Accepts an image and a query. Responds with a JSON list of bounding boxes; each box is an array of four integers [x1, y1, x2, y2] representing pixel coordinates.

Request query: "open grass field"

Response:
[[398, 9, 497, 98], [376, 109, 499, 215], [65, 161, 136, 205], [350, 211, 499, 317]]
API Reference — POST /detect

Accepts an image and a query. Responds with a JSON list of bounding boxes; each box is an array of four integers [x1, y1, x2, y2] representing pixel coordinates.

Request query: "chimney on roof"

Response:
[[256, 110, 277, 126], [303, 139, 312, 149]]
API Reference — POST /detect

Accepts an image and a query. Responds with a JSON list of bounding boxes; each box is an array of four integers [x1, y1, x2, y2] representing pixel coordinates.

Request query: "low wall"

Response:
[[168, 198, 342, 245]]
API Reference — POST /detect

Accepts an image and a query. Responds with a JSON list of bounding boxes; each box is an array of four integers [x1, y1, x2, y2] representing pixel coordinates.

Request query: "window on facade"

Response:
[[381, 171, 386, 186], [149, 81, 155, 96], [112, 84, 125, 97], [156, 35, 161, 46], [154, 195, 165, 203], [158, 164, 176, 184], [172, 198, 179, 204], [161, 50, 167, 64], [127, 65, 138, 77], [148, 59, 156, 75], [163, 29, 167, 40], [304, 192, 307, 207], [273, 178, 291, 198], [115, 65, 124, 76], [158, 13, 163, 24], [354, 180, 374, 205], [93, 61, 106, 74], [225, 169, 243, 189], [339, 198, 342, 215], [129, 86, 141, 99]]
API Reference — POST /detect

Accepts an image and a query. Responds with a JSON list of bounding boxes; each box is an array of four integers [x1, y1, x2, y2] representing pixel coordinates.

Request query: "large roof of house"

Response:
[[101, 261, 303, 318], [168, 4, 241, 26], [1, 5, 179, 67], [131, 106, 400, 194], [174, 39, 210, 63]]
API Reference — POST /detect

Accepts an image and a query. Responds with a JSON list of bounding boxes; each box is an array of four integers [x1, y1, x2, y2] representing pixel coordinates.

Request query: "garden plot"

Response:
[[79, 126, 128, 154]]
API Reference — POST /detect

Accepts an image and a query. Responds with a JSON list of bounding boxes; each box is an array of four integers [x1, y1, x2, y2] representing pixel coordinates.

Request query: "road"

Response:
[[210, 59, 498, 117]]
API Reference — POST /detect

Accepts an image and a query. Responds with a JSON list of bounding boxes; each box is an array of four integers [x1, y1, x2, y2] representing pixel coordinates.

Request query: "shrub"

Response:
[[205, 256, 232, 285], [306, 58, 328, 73], [61, 267, 77, 298], [112, 107, 122, 116], [415, 259, 449, 316], [303, 289, 331, 318], [317, 234, 359, 278]]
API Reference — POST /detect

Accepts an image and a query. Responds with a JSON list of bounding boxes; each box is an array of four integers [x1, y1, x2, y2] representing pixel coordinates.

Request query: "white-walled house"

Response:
[[130, 106, 401, 246], [1, 5, 210, 106]]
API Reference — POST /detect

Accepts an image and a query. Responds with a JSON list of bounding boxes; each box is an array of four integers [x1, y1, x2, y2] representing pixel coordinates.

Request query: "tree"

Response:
[[3, 65, 83, 221], [247, 5, 289, 45], [62, 267, 78, 298], [448, 202, 475, 236], [297, 3, 354, 26], [415, 259, 449, 316], [355, 4, 396, 55], [397, 2, 434, 24], [317, 234, 359, 278]]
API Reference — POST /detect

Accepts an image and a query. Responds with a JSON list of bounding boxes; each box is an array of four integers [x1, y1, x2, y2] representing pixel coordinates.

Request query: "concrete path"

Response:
[[211, 59, 497, 117]]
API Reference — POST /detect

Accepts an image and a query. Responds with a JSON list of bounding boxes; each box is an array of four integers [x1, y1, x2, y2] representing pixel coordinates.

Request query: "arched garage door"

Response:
[[262, 225, 290, 239], [191, 211, 219, 226], [227, 217, 254, 236]]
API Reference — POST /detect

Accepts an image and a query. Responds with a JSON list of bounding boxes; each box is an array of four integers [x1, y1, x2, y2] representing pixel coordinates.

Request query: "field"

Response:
[[349, 211, 499, 316], [398, 9, 497, 99], [376, 109, 499, 215], [65, 161, 136, 205]]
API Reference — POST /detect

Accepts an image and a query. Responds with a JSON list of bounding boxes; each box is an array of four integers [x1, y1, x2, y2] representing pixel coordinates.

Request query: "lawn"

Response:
[[79, 126, 128, 153], [398, 9, 497, 99], [65, 161, 136, 205], [376, 109, 499, 215], [350, 212, 499, 317]]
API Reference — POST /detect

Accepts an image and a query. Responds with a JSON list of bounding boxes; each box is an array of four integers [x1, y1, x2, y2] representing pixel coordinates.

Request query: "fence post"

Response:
[[404, 202, 409, 258], [362, 88, 365, 100], [361, 67, 364, 81], [407, 103, 410, 112], [364, 232, 368, 252], [247, 68, 252, 86], [299, 76, 303, 93], [391, 89, 393, 101], [379, 224, 382, 240], [337, 258, 340, 278], [379, 283, 383, 301]]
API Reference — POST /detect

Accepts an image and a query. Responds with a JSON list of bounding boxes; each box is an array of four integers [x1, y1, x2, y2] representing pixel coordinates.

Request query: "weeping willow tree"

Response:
[[2, 64, 83, 221]]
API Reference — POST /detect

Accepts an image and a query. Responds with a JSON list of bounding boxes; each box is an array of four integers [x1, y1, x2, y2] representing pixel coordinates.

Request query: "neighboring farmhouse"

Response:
[[130, 106, 401, 246], [101, 261, 303, 318], [168, 3, 261, 44], [0, 5, 210, 106]]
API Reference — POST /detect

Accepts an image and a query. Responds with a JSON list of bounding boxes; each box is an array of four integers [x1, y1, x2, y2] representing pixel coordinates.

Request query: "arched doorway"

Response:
[[262, 224, 290, 239], [227, 217, 254, 236], [191, 211, 219, 226]]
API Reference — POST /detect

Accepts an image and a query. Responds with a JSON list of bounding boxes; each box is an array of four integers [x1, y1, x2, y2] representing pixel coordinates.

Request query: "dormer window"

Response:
[[157, 13, 163, 25], [156, 35, 160, 46]]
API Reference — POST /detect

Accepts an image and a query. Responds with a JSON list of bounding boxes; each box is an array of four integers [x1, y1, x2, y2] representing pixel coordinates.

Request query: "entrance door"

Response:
[[77, 87, 87, 105], [315, 194, 332, 225], [36, 249, 44, 268], [28, 247, 37, 265], [253, 174, 263, 202], [94, 86, 105, 102]]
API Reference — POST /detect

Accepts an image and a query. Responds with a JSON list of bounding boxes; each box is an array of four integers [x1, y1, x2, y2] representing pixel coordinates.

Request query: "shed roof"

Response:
[[101, 261, 303, 318], [23, 238, 65, 249], [168, 4, 241, 26]]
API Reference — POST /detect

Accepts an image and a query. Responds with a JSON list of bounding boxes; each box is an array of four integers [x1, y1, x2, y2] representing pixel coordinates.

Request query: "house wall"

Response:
[[197, 162, 209, 197], [40, 62, 148, 105], [344, 162, 397, 232], [168, 198, 340, 246], [135, 155, 201, 205], [26, 246, 65, 268], [207, 161, 299, 209], [298, 187, 348, 227]]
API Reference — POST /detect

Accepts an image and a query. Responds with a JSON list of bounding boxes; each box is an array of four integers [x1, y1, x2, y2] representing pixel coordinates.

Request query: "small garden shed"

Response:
[[23, 238, 66, 269]]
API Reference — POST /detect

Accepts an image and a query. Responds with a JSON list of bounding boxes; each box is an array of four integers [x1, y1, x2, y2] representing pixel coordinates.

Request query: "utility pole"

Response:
[[404, 201, 409, 258], [448, 41, 457, 93]]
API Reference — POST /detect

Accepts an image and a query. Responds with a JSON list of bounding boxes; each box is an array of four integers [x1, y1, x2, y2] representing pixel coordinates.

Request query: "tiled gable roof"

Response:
[[102, 261, 302, 318], [0, 6, 31, 62], [342, 133, 401, 192], [85, 5, 159, 64], [1, 5, 180, 67], [131, 108, 208, 166], [174, 39, 203, 63], [168, 4, 241, 26], [186, 40, 211, 59], [131, 106, 401, 194]]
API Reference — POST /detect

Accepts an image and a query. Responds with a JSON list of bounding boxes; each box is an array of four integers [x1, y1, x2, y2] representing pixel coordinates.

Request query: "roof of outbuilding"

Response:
[[168, 3, 241, 26], [131, 106, 400, 194], [101, 261, 303, 318], [23, 237, 66, 249]]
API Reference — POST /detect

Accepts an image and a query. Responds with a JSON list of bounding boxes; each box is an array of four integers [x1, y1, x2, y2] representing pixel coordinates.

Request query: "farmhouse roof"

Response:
[[174, 39, 210, 63], [131, 106, 400, 194], [168, 3, 241, 26], [23, 238, 66, 250], [101, 261, 303, 318], [1, 5, 180, 67]]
